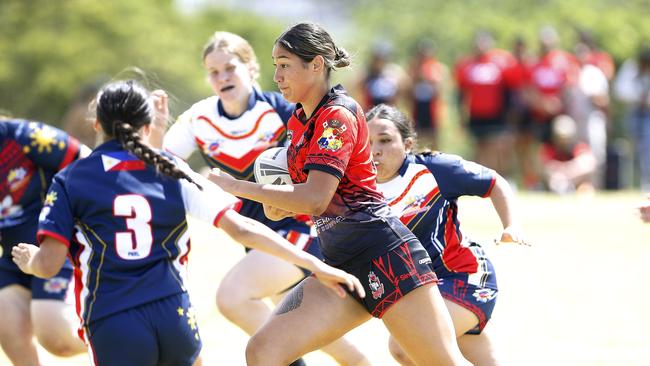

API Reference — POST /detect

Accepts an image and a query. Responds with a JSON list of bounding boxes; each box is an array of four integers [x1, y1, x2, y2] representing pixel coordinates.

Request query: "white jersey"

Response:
[[164, 89, 294, 181]]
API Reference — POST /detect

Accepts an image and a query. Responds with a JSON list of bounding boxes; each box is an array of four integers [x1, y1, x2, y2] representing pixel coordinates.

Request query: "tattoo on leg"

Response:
[[275, 281, 304, 315]]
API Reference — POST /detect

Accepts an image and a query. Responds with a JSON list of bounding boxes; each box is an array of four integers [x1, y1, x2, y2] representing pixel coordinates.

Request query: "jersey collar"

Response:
[[294, 84, 346, 124], [398, 154, 415, 177]]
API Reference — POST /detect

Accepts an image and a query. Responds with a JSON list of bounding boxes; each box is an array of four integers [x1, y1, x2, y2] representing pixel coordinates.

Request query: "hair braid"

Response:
[[114, 122, 203, 190]]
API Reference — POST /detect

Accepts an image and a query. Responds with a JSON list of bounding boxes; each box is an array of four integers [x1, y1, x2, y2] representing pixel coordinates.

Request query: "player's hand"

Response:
[[637, 195, 650, 223], [151, 89, 169, 130], [208, 168, 237, 193], [312, 261, 366, 299], [11, 243, 40, 275], [496, 226, 530, 246]]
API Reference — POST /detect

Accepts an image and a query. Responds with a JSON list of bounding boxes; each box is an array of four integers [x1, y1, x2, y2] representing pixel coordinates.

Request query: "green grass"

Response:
[[2, 192, 649, 365]]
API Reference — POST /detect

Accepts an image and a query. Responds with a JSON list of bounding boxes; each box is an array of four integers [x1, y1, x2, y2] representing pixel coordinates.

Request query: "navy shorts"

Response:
[[86, 292, 201, 366], [437, 244, 498, 334], [345, 240, 438, 318], [0, 219, 74, 301]]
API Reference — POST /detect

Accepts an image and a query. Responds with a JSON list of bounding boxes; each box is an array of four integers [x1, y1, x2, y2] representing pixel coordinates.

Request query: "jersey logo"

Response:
[[42, 276, 70, 294], [317, 120, 346, 152], [472, 288, 496, 303], [101, 152, 146, 172], [27, 123, 62, 154], [368, 271, 385, 300], [0, 195, 23, 219]]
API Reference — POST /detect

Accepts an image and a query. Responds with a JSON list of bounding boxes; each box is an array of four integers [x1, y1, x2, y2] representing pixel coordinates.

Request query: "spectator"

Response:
[[613, 47, 650, 191], [541, 115, 597, 194]]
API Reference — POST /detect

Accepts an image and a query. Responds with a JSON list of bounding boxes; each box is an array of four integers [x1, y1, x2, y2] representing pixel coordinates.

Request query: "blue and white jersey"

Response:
[[163, 88, 298, 230], [36, 140, 241, 327], [377, 153, 496, 279]]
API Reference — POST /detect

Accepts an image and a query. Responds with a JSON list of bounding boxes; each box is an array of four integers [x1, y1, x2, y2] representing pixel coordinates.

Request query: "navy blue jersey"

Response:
[[0, 120, 83, 229], [377, 153, 496, 276], [163, 88, 301, 230], [37, 140, 240, 328]]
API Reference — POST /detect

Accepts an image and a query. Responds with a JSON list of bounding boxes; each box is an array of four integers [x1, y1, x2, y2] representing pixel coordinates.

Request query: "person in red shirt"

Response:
[[210, 22, 470, 366], [540, 114, 597, 194], [455, 31, 514, 178]]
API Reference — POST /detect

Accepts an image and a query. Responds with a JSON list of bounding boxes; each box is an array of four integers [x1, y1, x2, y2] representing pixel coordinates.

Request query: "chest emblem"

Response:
[[317, 120, 346, 152]]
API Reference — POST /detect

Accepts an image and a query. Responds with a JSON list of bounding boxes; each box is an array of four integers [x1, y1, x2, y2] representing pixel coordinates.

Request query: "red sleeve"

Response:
[[37, 230, 70, 248], [213, 200, 243, 227], [303, 107, 358, 180]]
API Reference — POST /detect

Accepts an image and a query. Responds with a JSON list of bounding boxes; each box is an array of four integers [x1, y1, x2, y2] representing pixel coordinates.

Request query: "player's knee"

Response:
[[215, 286, 243, 318], [388, 337, 415, 366], [246, 333, 288, 365]]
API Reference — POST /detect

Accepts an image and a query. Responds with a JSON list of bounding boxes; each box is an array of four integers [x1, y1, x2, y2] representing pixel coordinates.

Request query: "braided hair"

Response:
[[96, 80, 202, 190]]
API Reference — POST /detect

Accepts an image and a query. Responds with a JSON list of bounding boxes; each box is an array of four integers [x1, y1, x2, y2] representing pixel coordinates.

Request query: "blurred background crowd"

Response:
[[1, 0, 649, 194]]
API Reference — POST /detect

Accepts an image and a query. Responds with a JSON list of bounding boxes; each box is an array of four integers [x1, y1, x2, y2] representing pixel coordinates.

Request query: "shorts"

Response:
[[344, 240, 438, 318], [86, 292, 201, 366], [468, 117, 510, 139], [0, 262, 74, 301], [437, 243, 498, 334], [0, 219, 74, 301]]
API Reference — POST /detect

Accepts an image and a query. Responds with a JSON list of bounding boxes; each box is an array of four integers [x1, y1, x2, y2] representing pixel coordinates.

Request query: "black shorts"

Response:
[[343, 240, 437, 318]]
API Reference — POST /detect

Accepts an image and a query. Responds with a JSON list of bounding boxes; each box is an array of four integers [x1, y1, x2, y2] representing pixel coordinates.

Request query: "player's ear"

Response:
[[311, 55, 325, 73], [404, 137, 414, 153], [93, 119, 101, 133]]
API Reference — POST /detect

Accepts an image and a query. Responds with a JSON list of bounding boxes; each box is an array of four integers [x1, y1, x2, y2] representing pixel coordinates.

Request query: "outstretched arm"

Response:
[[12, 237, 68, 278], [217, 208, 365, 299], [489, 175, 525, 244]]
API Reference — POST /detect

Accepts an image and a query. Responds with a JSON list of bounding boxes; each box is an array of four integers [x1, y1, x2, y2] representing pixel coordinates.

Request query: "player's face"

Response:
[[368, 117, 410, 183], [204, 49, 254, 104], [272, 45, 315, 104]]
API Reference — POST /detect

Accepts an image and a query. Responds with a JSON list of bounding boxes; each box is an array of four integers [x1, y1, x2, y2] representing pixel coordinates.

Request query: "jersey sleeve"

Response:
[[36, 171, 75, 247], [16, 121, 82, 171], [303, 107, 359, 180], [163, 110, 198, 160], [175, 158, 242, 227], [261, 91, 295, 124], [420, 153, 496, 199]]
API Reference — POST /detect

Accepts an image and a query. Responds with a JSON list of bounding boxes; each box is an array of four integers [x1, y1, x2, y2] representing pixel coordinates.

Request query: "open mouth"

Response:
[[220, 85, 235, 93]]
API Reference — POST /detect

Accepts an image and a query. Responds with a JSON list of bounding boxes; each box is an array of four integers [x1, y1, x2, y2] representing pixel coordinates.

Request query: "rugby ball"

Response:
[[254, 147, 292, 185]]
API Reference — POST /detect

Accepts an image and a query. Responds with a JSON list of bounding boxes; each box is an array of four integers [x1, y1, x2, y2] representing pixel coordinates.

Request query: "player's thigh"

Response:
[[218, 249, 304, 299], [248, 276, 371, 359], [30, 267, 77, 338], [457, 325, 500, 366], [444, 299, 480, 337], [0, 284, 32, 337], [382, 284, 464, 365]]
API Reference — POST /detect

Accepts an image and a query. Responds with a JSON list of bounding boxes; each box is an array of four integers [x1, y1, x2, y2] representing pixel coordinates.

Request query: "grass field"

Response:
[[2, 191, 649, 366]]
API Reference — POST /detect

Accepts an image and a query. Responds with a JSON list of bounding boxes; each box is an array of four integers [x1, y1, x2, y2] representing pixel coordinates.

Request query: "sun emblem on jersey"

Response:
[[317, 120, 346, 152], [368, 271, 385, 300], [27, 123, 59, 154], [44, 191, 58, 206], [472, 288, 496, 303], [0, 195, 23, 219]]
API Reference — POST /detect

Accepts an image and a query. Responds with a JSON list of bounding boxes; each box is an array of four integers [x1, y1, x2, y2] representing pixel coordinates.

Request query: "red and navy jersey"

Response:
[[36, 139, 240, 328], [286, 85, 396, 267], [0, 119, 82, 231], [377, 153, 496, 277], [163, 88, 298, 230]]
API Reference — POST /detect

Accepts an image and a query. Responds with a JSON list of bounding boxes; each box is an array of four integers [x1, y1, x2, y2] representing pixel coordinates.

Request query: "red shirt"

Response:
[[455, 50, 513, 119], [286, 85, 386, 221]]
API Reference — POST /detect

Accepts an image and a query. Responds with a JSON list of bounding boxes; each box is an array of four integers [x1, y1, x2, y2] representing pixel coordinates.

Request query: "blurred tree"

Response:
[[0, 0, 283, 125]]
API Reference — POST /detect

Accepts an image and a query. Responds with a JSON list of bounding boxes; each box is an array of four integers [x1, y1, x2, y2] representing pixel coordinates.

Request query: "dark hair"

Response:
[[366, 104, 420, 152], [96, 80, 202, 190], [275, 22, 350, 77]]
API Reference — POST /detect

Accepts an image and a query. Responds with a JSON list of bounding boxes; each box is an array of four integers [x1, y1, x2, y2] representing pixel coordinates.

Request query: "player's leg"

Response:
[[246, 276, 372, 366], [319, 338, 372, 366], [216, 248, 305, 335], [31, 267, 85, 357], [0, 282, 39, 366], [458, 325, 501, 366], [382, 284, 469, 366]]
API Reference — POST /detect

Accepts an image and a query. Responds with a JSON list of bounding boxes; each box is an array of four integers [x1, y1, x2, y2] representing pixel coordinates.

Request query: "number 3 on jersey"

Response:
[[114, 194, 153, 260]]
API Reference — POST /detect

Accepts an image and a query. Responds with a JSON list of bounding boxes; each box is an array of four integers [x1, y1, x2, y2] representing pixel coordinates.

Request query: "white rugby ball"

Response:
[[254, 147, 292, 185]]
